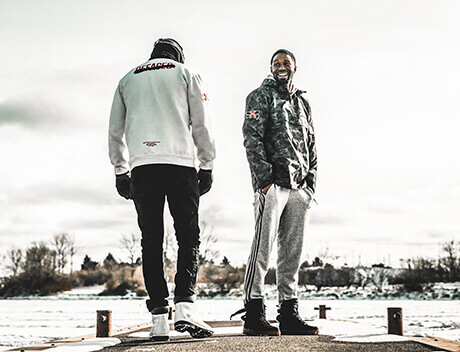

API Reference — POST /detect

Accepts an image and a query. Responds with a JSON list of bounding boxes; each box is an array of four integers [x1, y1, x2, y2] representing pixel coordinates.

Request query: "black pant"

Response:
[[131, 164, 200, 312]]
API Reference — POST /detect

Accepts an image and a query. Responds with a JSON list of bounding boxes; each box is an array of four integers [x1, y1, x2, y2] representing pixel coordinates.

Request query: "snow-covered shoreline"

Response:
[[1, 284, 459, 350], [197, 281, 460, 301], [2, 282, 458, 301]]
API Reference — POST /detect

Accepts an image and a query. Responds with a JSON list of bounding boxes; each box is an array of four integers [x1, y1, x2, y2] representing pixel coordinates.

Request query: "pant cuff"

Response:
[[150, 306, 169, 314], [146, 299, 169, 312], [174, 295, 196, 304]]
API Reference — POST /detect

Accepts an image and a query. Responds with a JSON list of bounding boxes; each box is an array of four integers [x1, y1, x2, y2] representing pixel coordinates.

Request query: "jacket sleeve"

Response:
[[304, 98, 317, 193], [188, 74, 216, 170], [242, 91, 273, 190], [108, 84, 130, 175]]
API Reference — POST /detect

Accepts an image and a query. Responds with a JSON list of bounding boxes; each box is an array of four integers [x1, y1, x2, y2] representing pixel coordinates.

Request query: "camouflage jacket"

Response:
[[243, 76, 317, 193]]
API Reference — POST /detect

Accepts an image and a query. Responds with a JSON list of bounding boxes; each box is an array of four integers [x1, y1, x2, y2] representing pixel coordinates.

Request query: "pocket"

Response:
[[263, 184, 275, 197], [303, 188, 316, 209], [269, 183, 276, 195]]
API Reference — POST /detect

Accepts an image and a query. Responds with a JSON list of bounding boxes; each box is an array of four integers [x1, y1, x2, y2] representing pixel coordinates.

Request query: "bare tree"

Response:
[[6, 247, 23, 276], [198, 221, 220, 265], [51, 233, 72, 273], [440, 240, 459, 281], [24, 242, 57, 276], [119, 233, 141, 266], [67, 235, 78, 275]]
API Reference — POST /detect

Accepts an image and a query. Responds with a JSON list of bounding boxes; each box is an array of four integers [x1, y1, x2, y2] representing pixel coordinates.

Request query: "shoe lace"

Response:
[[232, 305, 271, 326], [279, 301, 303, 320], [292, 304, 301, 319], [292, 306, 312, 327], [260, 304, 268, 320], [230, 307, 246, 321]]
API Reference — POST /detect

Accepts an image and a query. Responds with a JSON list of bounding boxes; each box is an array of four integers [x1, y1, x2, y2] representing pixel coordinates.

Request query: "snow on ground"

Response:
[[315, 320, 410, 343], [56, 286, 106, 298], [0, 286, 459, 350], [48, 338, 120, 352]]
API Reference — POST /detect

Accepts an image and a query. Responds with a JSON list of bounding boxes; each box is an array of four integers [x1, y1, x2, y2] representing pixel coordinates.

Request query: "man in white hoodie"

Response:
[[108, 38, 216, 340]]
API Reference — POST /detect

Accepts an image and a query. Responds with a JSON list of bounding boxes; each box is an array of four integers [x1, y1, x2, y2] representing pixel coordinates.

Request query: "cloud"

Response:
[[309, 213, 347, 226], [368, 196, 415, 214], [8, 183, 115, 206], [0, 103, 37, 127], [0, 100, 72, 130], [200, 197, 253, 229], [60, 218, 130, 231]]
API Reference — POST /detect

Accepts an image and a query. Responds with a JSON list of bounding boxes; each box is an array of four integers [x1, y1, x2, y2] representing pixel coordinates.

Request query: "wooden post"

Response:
[[96, 310, 112, 337], [387, 307, 403, 335], [314, 305, 331, 319]]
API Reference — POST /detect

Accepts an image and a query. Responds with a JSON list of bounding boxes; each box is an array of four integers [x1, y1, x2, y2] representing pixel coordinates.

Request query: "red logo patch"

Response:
[[245, 110, 260, 119], [143, 141, 161, 147], [203, 93, 209, 101]]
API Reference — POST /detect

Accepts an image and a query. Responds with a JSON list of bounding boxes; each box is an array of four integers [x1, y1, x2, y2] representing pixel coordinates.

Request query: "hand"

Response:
[[116, 173, 131, 200], [262, 184, 272, 195], [198, 169, 213, 196]]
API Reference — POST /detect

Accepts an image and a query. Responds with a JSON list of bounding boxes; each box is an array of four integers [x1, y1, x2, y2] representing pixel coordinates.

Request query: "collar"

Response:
[[263, 75, 305, 98]]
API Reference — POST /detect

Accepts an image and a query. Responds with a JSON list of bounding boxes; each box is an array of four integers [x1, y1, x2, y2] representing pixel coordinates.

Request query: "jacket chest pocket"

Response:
[[287, 114, 310, 137], [292, 111, 314, 137]]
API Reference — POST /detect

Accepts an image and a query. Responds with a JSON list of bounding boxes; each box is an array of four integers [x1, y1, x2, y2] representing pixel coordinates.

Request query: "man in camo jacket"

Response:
[[241, 49, 318, 336]]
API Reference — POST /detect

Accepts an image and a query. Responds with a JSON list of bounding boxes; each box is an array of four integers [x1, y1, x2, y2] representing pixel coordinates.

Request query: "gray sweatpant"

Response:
[[244, 184, 312, 303]]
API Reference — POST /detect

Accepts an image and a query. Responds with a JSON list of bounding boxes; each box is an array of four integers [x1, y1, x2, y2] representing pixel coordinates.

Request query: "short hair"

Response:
[[270, 49, 296, 66]]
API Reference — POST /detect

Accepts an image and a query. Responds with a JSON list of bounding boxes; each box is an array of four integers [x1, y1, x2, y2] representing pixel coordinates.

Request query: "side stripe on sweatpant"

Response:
[[244, 191, 265, 304], [243, 186, 312, 304]]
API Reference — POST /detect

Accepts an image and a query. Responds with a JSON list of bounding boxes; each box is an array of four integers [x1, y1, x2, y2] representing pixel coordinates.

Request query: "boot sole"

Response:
[[280, 329, 319, 335], [149, 335, 170, 341], [174, 321, 214, 338], [243, 327, 280, 336]]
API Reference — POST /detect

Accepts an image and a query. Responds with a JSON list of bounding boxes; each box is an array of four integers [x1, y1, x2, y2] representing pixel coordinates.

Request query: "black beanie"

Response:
[[149, 38, 185, 63]]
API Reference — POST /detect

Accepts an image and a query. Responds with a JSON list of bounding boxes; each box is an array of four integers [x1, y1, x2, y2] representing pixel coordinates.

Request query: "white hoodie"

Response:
[[108, 58, 215, 175]]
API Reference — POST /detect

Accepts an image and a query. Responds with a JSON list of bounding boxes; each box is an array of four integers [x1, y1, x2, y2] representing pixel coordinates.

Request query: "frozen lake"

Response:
[[0, 288, 459, 350]]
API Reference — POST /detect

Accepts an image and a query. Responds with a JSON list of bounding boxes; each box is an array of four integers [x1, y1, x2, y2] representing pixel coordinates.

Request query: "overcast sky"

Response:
[[1, 0, 459, 269]]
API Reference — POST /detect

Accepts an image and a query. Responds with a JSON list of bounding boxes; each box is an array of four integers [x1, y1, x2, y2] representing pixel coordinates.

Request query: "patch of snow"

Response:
[[334, 334, 410, 343], [56, 286, 106, 298], [46, 338, 120, 352], [314, 320, 410, 342]]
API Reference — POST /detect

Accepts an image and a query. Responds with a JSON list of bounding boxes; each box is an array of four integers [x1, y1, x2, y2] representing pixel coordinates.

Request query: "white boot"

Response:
[[149, 309, 169, 341], [174, 302, 214, 338]]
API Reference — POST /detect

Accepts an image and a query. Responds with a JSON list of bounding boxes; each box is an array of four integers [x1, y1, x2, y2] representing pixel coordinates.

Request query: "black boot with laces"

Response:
[[277, 299, 318, 335], [242, 299, 280, 336]]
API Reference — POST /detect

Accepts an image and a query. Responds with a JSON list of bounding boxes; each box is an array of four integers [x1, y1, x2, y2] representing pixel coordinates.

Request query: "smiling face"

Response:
[[271, 53, 296, 91]]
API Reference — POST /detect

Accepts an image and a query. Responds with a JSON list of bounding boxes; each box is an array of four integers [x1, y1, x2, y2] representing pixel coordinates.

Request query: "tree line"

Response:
[[0, 222, 221, 297], [1, 230, 458, 297]]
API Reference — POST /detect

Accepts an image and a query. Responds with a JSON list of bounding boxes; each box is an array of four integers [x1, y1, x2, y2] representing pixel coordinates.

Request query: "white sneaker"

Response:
[[174, 302, 214, 338], [149, 311, 169, 341]]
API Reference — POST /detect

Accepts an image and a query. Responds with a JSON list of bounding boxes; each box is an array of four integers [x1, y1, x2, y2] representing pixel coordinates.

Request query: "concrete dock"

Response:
[[102, 329, 441, 352], [6, 320, 459, 352]]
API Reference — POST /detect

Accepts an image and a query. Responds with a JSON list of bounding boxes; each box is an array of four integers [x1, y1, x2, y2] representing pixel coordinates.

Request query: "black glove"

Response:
[[116, 172, 131, 200], [198, 169, 213, 196]]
